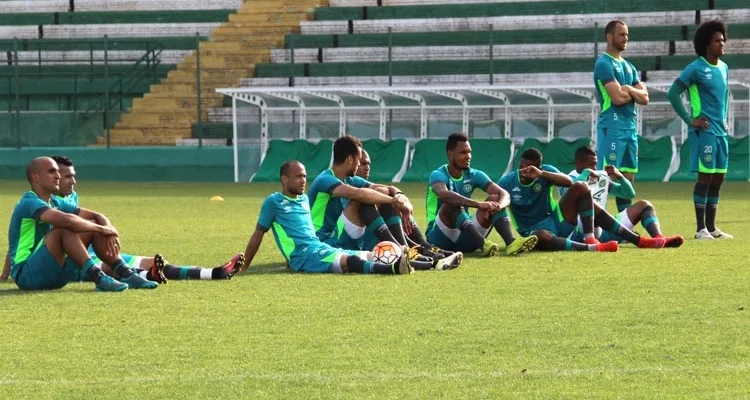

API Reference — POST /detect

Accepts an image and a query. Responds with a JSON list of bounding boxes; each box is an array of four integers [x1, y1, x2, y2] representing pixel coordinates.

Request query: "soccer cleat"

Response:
[[595, 241, 619, 252], [149, 253, 167, 284], [407, 246, 422, 261], [694, 229, 715, 240], [583, 236, 600, 245], [481, 240, 499, 257], [431, 246, 455, 258], [120, 272, 158, 289], [637, 236, 666, 249], [505, 235, 538, 256], [95, 274, 128, 292], [434, 251, 462, 270], [663, 235, 685, 248], [221, 253, 245, 279], [417, 246, 445, 260], [710, 228, 734, 239], [396, 246, 414, 275]]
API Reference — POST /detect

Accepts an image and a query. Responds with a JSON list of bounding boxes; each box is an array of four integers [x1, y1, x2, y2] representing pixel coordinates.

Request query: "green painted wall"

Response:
[[0, 147, 233, 182]]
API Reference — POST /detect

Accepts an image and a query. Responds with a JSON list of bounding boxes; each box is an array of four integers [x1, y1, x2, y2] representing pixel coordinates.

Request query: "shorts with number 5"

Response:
[[597, 127, 638, 173], [689, 130, 728, 174]]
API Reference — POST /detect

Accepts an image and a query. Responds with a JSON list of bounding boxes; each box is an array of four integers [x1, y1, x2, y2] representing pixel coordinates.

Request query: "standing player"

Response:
[[6, 157, 157, 291], [668, 19, 733, 239], [426, 133, 537, 256], [594, 19, 650, 212], [498, 148, 666, 251], [45, 156, 244, 283], [355, 149, 459, 264], [309, 136, 460, 271], [241, 161, 412, 275], [564, 147, 684, 247]]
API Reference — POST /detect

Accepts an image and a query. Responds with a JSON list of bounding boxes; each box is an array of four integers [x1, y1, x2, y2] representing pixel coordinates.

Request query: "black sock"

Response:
[[379, 204, 409, 246], [616, 197, 632, 212], [640, 205, 661, 237], [539, 236, 593, 251], [162, 264, 203, 280], [113, 259, 132, 278], [492, 210, 516, 245], [706, 185, 720, 232], [359, 204, 397, 244], [85, 264, 105, 283], [346, 256, 397, 275], [406, 218, 432, 248], [459, 218, 486, 250], [693, 182, 709, 232], [410, 259, 434, 271], [595, 208, 640, 245], [577, 195, 595, 237]]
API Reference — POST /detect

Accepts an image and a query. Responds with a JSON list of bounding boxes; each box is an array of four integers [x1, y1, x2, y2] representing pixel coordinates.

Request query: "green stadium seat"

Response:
[[361, 139, 409, 182], [401, 139, 445, 182], [513, 137, 592, 174], [252, 139, 333, 182]]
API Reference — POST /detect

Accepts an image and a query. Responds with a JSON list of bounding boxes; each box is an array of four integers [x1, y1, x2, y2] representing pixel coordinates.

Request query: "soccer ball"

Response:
[[372, 241, 402, 264]]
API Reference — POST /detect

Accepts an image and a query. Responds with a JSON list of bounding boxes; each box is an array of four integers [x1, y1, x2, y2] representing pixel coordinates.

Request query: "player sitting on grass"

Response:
[[241, 160, 412, 275], [497, 148, 667, 252], [355, 148, 462, 269], [34, 156, 244, 284], [6, 157, 156, 291], [426, 133, 537, 257], [309, 135, 460, 271], [563, 147, 684, 247]]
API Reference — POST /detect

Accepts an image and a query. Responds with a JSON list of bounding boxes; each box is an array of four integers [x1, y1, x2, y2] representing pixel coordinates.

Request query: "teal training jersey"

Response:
[[54, 191, 79, 207], [307, 169, 371, 242], [258, 192, 322, 262], [7, 191, 79, 279], [594, 53, 639, 131], [677, 57, 729, 136], [496, 164, 560, 234], [426, 165, 492, 230]]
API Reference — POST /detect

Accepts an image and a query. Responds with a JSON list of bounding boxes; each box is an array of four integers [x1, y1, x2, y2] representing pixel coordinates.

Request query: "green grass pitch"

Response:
[[1, 180, 749, 399]]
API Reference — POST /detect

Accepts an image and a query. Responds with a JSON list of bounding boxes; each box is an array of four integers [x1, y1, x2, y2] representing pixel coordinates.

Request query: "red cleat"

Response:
[[584, 236, 600, 245], [149, 253, 167, 284], [638, 236, 666, 249], [220, 253, 245, 279], [664, 235, 685, 248], [595, 241, 619, 252]]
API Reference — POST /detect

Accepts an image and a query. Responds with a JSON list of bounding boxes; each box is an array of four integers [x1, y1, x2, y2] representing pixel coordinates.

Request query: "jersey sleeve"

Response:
[[472, 170, 492, 191], [55, 198, 80, 214], [677, 63, 696, 87], [594, 59, 616, 84], [348, 176, 371, 189], [256, 195, 276, 231], [428, 169, 449, 187], [318, 173, 343, 195], [22, 197, 51, 221]]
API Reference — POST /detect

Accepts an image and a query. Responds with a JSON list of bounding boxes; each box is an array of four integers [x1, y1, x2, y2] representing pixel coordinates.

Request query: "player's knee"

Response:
[[637, 200, 652, 210]]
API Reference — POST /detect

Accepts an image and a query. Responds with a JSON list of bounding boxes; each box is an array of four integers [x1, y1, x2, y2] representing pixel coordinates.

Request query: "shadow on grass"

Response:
[[0, 283, 92, 296]]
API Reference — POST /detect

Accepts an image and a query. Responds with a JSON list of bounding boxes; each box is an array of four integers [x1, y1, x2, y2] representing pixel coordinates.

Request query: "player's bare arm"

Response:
[[431, 181, 498, 212], [520, 165, 573, 187], [625, 82, 650, 105], [39, 208, 117, 236], [484, 183, 511, 209], [241, 226, 266, 272], [603, 81, 633, 105]]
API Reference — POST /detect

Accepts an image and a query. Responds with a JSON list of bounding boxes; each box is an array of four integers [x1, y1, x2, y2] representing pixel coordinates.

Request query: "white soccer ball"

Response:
[[372, 241, 402, 264]]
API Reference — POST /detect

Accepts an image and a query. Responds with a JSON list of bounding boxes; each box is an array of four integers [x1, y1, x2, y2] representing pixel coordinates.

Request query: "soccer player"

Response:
[[241, 160, 412, 275], [667, 19, 733, 239], [6, 157, 157, 291], [498, 148, 667, 251], [426, 133, 537, 256], [309, 135, 460, 271], [564, 147, 684, 247], [355, 149, 460, 266], [46, 156, 244, 283], [594, 19, 650, 212]]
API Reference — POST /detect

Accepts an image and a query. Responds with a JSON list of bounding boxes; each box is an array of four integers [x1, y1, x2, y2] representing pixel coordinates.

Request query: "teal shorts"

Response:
[[598, 127, 638, 173], [519, 206, 576, 239], [425, 211, 486, 253], [14, 244, 79, 290], [289, 243, 363, 273], [324, 214, 382, 252], [690, 131, 729, 174]]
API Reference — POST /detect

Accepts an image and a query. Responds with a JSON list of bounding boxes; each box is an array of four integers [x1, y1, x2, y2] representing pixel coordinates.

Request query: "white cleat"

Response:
[[710, 228, 734, 239], [434, 251, 463, 271], [695, 229, 715, 240]]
